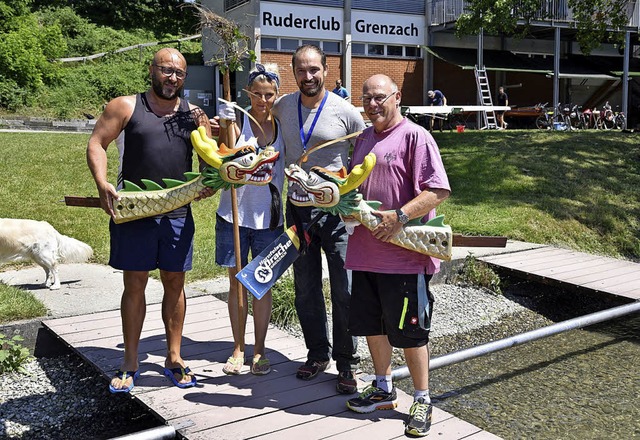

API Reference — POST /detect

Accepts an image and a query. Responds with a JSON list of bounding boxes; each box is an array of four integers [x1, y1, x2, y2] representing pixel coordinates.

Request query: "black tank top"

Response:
[[118, 93, 197, 217]]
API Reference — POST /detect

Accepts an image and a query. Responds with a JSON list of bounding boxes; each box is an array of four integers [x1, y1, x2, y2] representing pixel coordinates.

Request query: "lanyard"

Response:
[[298, 92, 328, 151]]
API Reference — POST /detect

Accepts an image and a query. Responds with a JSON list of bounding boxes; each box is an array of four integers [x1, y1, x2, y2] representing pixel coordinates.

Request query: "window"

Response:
[[368, 44, 384, 56], [323, 41, 341, 53], [405, 46, 421, 58], [387, 45, 403, 56], [350, 43, 422, 59], [302, 40, 321, 48], [224, 0, 249, 11], [281, 38, 299, 51], [261, 37, 278, 50], [351, 43, 365, 55]]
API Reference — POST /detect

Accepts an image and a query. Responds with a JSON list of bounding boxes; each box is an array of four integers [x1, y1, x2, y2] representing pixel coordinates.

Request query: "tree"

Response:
[[0, 0, 32, 32], [31, 0, 200, 37], [455, 0, 631, 55]]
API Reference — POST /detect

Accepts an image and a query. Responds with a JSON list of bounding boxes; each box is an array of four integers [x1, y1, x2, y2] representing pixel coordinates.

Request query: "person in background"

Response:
[[215, 63, 285, 376], [426, 89, 447, 132], [87, 47, 213, 393], [497, 86, 509, 129], [271, 45, 366, 394], [332, 79, 349, 100], [344, 74, 450, 437]]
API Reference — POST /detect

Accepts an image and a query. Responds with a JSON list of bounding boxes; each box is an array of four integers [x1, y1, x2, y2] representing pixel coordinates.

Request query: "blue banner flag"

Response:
[[236, 227, 302, 299]]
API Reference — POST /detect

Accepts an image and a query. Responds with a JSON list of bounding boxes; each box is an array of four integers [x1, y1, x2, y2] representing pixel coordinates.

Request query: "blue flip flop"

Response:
[[163, 366, 197, 388], [109, 369, 140, 394]]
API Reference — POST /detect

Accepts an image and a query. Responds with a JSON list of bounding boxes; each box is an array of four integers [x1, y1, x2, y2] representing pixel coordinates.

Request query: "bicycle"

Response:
[[534, 102, 553, 129], [596, 102, 615, 130], [613, 106, 626, 129]]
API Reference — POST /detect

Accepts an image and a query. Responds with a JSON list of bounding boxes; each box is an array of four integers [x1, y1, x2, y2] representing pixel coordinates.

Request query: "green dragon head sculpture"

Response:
[[191, 126, 279, 186], [110, 127, 281, 224]]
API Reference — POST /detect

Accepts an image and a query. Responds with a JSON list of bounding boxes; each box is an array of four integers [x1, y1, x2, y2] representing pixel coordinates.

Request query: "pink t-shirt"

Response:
[[345, 118, 450, 275]]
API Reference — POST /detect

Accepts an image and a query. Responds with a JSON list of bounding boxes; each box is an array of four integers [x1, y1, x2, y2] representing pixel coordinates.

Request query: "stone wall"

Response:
[[0, 116, 96, 133]]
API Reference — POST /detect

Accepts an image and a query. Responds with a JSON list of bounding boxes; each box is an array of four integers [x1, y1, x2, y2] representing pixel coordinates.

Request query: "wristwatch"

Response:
[[395, 208, 409, 225]]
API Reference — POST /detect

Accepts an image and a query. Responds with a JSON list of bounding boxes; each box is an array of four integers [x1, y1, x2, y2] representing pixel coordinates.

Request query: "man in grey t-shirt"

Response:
[[272, 45, 365, 394]]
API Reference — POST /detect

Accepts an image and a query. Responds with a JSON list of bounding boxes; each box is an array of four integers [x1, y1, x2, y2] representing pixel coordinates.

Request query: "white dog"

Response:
[[0, 218, 93, 290]]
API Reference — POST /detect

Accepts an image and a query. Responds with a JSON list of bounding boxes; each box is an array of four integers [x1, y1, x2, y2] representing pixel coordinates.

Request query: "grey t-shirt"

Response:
[[272, 90, 366, 172]]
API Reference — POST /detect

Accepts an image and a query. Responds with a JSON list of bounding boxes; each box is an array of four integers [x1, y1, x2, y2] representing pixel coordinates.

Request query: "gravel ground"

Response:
[[0, 278, 624, 439]]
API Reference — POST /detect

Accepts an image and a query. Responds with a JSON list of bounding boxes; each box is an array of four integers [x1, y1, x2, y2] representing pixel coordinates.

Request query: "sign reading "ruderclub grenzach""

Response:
[[260, 1, 424, 46]]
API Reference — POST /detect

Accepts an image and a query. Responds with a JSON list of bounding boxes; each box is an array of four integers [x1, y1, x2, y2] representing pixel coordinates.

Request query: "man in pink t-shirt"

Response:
[[345, 74, 451, 438]]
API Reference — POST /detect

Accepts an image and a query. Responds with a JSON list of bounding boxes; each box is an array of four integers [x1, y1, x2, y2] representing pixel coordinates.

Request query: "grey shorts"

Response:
[[349, 271, 434, 348]]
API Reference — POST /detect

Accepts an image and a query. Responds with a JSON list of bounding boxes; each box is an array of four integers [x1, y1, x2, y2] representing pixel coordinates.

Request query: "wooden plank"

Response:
[[502, 252, 602, 273], [54, 309, 233, 344], [170, 375, 341, 436], [452, 235, 507, 248], [561, 264, 639, 286], [531, 258, 622, 279], [478, 246, 555, 263], [613, 283, 640, 296], [42, 294, 221, 329], [255, 402, 459, 440], [581, 272, 640, 291], [483, 248, 597, 271]]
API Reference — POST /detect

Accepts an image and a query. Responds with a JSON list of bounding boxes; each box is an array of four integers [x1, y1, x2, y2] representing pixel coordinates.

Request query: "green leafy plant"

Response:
[[450, 254, 502, 294], [0, 333, 32, 374]]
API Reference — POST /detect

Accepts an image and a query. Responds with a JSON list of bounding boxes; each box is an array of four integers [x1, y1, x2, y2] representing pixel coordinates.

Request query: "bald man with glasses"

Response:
[[345, 74, 450, 437], [87, 47, 213, 394]]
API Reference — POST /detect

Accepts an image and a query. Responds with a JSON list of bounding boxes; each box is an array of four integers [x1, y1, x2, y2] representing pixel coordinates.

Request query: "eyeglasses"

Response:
[[153, 65, 187, 80], [244, 89, 276, 102], [360, 92, 395, 106]]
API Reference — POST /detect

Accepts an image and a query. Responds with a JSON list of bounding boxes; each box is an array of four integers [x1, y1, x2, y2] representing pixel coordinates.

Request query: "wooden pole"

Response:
[[223, 71, 245, 352]]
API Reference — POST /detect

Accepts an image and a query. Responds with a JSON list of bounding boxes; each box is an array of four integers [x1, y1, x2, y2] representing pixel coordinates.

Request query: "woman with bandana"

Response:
[[215, 63, 285, 375]]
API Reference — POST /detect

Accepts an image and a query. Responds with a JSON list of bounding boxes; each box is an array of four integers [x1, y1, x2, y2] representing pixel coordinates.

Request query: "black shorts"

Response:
[[349, 271, 434, 348]]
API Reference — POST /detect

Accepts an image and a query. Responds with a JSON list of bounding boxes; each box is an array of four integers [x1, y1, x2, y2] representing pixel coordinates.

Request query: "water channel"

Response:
[[428, 313, 639, 439]]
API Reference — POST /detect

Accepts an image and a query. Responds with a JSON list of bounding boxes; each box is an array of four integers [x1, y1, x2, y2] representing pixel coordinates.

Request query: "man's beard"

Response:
[[299, 78, 323, 97], [152, 76, 182, 100]]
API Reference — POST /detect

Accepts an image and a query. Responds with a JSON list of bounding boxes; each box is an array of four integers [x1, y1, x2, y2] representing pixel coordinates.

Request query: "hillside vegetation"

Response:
[[0, 0, 202, 118]]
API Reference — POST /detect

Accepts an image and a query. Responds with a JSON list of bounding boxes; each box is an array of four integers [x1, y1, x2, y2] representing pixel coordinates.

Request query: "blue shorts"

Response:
[[109, 211, 194, 272], [215, 215, 284, 267]]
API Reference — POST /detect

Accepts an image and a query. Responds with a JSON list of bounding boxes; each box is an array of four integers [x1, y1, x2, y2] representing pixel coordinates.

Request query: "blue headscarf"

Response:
[[248, 63, 280, 88]]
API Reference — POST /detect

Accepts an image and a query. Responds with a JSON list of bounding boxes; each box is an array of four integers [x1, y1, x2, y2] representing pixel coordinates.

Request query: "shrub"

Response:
[[0, 333, 32, 374], [450, 254, 502, 294]]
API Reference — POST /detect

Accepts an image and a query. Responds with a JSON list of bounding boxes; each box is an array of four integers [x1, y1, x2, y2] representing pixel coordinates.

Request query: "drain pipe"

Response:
[[108, 425, 175, 440], [392, 301, 640, 381]]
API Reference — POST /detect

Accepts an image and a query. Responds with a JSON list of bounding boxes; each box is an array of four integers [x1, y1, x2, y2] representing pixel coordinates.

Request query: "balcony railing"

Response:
[[429, 0, 640, 30]]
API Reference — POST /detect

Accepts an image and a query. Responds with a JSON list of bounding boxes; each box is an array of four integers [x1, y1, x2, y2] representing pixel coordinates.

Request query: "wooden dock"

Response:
[[43, 295, 502, 440], [478, 246, 640, 301]]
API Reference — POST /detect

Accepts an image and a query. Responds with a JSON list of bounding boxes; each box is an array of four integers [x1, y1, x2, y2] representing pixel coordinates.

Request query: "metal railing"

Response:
[[392, 300, 640, 381], [429, 0, 640, 29]]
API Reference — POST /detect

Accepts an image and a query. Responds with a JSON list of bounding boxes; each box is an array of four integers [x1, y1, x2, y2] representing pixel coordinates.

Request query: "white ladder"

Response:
[[475, 66, 498, 129]]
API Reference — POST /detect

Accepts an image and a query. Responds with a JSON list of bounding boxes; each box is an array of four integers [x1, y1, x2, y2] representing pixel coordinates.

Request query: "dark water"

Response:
[[429, 314, 640, 439]]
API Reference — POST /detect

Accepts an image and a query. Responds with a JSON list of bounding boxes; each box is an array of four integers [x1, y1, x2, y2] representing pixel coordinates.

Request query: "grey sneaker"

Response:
[[336, 370, 357, 394], [405, 397, 432, 437], [346, 380, 398, 413]]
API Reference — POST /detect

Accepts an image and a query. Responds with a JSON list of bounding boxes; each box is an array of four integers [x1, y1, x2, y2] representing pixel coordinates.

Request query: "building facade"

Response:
[[200, 0, 640, 126]]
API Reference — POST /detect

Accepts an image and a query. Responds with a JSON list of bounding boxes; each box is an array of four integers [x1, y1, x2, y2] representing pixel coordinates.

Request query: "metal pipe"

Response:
[[392, 301, 640, 381], [108, 425, 175, 440]]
